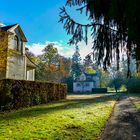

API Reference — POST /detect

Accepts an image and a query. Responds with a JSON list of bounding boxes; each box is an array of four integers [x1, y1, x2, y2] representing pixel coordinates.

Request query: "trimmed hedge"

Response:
[[92, 88, 107, 93], [0, 79, 67, 110]]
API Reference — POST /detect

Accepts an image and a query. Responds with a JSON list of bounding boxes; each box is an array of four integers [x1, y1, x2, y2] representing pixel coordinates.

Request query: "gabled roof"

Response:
[[0, 24, 27, 42], [0, 24, 17, 31]]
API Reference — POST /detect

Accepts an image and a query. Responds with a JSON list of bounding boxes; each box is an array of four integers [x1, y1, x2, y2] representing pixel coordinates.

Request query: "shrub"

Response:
[[0, 79, 67, 110], [126, 77, 140, 93]]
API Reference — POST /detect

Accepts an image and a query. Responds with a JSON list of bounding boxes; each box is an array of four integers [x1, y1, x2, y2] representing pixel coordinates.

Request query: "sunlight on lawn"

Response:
[[129, 95, 140, 111], [0, 94, 117, 140]]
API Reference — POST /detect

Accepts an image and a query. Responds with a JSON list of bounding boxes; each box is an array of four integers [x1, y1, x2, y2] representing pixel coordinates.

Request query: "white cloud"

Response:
[[26, 43, 45, 56], [26, 39, 93, 60], [77, 38, 93, 59], [0, 22, 6, 27]]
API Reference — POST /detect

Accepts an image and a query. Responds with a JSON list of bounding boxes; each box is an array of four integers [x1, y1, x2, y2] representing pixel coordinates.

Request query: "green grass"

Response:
[[128, 94, 140, 111], [0, 94, 117, 140]]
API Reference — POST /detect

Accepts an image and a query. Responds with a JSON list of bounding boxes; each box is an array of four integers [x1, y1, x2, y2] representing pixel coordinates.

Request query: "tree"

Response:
[[108, 60, 128, 92], [59, 0, 140, 76], [42, 43, 58, 70], [83, 54, 93, 67], [62, 76, 73, 92], [109, 74, 124, 93], [27, 44, 72, 82], [71, 46, 82, 80]]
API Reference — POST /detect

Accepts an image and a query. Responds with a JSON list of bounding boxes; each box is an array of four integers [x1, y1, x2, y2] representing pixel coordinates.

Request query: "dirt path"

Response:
[[100, 96, 140, 140]]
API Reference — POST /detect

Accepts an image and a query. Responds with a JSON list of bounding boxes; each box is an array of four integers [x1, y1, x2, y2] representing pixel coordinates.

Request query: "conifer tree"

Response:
[[59, 0, 140, 76], [71, 46, 82, 80]]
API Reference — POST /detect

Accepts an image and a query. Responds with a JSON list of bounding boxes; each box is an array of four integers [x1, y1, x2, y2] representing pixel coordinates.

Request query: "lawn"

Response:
[[0, 94, 118, 140], [129, 94, 140, 111]]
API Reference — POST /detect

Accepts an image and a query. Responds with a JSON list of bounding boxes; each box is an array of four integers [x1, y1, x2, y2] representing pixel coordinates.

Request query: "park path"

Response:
[[100, 95, 140, 140]]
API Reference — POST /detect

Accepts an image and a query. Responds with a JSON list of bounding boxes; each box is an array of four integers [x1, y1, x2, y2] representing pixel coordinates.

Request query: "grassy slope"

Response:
[[0, 94, 117, 140]]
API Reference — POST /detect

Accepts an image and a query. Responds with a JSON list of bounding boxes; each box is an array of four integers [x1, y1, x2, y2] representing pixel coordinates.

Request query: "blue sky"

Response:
[[0, 0, 93, 58]]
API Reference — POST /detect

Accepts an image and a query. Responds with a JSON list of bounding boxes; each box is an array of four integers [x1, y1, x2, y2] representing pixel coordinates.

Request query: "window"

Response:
[[76, 83, 81, 87], [85, 83, 89, 87], [19, 39, 23, 52], [14, 36, 23, 53], [14, 35, 19, 50]]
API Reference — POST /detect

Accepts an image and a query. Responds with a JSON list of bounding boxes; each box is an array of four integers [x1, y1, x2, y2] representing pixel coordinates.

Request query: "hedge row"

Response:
[[0, 79, 67, 110]]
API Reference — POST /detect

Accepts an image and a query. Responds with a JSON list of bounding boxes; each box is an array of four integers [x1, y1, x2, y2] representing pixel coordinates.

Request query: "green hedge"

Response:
[[126, 77, 140, 93], [0, 79, 67, 110]]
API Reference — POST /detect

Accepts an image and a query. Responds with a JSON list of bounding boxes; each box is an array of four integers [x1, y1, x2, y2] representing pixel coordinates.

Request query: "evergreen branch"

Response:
[[59, 7, 126, 37]]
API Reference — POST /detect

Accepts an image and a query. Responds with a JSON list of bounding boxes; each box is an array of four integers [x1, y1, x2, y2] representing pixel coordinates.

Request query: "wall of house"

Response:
[[6, 54, 26, 80], [73, 82, 94, 92], [92, 76, 100, 88], [6, 31, 26, 80], [26, 69, 35, 81]]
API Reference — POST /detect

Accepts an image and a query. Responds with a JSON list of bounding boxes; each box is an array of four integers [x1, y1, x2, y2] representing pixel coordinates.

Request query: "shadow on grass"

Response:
[[0, 94, 119, 121]]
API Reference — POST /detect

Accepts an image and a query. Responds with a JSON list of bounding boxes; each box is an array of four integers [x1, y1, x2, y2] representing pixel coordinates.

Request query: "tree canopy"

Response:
[[59, 0, 140, 76]]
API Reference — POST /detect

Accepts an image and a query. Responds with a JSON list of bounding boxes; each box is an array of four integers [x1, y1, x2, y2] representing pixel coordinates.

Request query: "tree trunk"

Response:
[[115, 86, 118, 93]]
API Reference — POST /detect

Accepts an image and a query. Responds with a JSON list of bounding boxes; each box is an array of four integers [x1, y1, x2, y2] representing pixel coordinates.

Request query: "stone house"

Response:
[[0, 24, 35, 80]]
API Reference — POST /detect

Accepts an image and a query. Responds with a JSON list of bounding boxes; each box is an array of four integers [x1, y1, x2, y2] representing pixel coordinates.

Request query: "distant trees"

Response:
[[27, 44, 71, 82], [109, 72, 125, 92]]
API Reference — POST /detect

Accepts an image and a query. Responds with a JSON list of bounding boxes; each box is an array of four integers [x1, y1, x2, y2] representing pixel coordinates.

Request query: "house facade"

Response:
[[0, 24, 35, 80], [73, 72, 99, 92]]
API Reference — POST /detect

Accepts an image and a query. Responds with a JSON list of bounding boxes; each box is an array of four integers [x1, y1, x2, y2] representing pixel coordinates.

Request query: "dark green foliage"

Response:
[[0, 79, 67, 110], [60, 0, 140, 75], [92, 88, 107, 93], [62, 76, 73, 92], [126, 77, 140, 93], [71, 46, 82, 79], [109, 77, 124, 92]]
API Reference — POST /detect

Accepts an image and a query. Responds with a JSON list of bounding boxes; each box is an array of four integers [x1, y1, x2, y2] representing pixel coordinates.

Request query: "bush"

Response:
[[126, 77, 140, 93], [0, 79, 67, 110]]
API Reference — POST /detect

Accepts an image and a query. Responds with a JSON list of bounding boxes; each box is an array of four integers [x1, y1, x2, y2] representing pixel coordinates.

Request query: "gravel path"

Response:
[[100, 96, 140, 140]]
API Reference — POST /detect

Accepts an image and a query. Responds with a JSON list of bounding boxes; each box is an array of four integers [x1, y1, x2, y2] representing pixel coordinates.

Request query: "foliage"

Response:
[[62, 76, 73, 92], [0, 29, 16, 78], [42, 43, 58, 67], [59, 0, 140, 75], [85, 66, 96, 74], [0, 94, 117, 140], [0, 29, 8, 71], [83, 54, 93, 67], [26, 44, 71, 82], [129, 96, 140, 111], [126, 77, 140, 93], [71, 46, 82, 80], [0, 79, 67, 110], [109, 75, 124, 92], [98, 69, 110, 88]]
